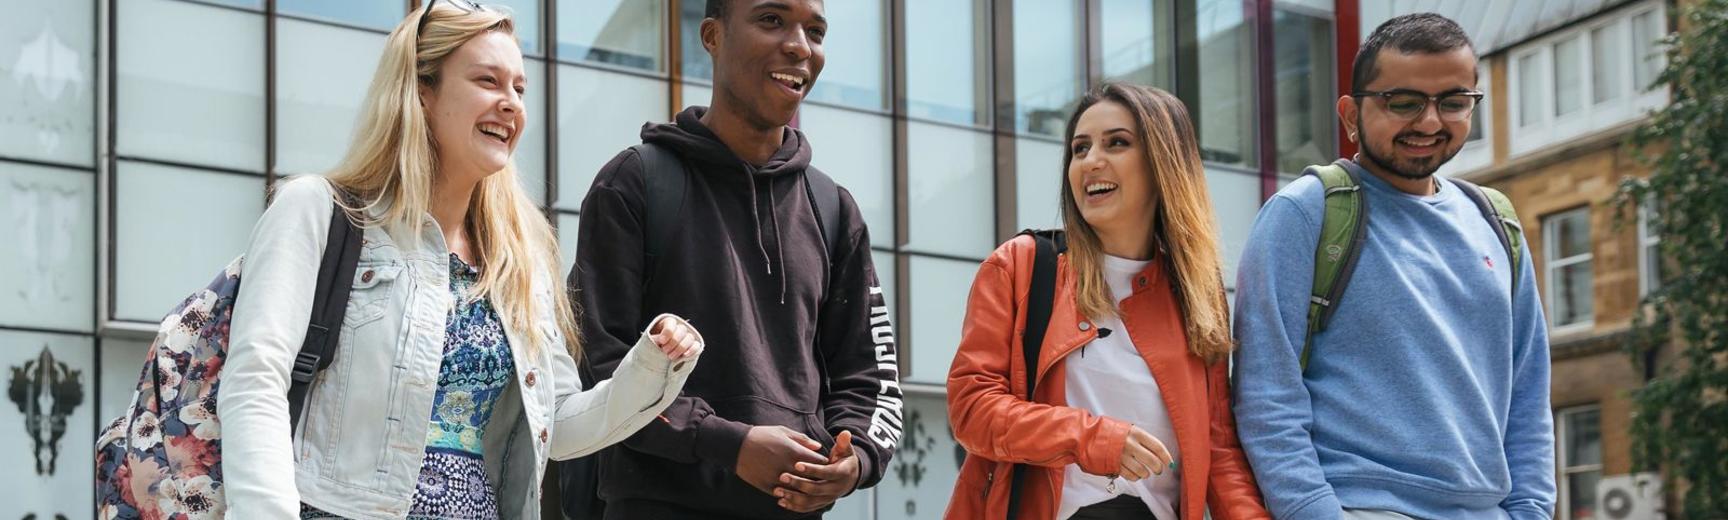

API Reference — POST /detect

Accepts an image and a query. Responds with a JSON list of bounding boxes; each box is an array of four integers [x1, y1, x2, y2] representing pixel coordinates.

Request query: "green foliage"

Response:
[[1619, 0, 1728, 516]]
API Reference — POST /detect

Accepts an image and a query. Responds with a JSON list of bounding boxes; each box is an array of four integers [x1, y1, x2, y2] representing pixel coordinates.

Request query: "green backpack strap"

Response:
[[1447, 178, 1525, 296], [1302, 161, 1370, 373]]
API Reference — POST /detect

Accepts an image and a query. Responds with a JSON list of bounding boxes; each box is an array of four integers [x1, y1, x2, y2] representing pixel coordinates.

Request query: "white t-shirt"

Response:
[[1056, 255, 1181, 520]]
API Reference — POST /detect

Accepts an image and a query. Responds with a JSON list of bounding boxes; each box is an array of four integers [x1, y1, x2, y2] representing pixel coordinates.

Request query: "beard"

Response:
[[1356, 116, 1461, 180]]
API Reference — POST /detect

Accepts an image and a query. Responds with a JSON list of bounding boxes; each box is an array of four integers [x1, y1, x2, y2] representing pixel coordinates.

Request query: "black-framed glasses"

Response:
[[1352, 89, 1484, 122], [416, 0, 488, 37]]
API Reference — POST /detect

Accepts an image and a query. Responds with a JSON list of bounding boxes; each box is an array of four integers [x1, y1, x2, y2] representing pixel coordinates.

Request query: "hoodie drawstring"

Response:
[[743, 163, 790, 305], [768, 176, 787, 305], [744, 163, 774, 277]]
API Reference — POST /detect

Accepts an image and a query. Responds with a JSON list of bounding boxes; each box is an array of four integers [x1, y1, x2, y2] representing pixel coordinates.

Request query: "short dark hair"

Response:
[[705, 0, 730, 20], [1352, 13, 1475, 90]]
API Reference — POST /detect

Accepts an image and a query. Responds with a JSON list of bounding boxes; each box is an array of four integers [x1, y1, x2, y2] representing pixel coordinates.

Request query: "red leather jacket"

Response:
[[944, 235, 1268, 520]]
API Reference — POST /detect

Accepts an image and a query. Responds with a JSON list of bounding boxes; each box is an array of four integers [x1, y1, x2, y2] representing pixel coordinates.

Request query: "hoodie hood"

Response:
[[640, 106, 814, 178]]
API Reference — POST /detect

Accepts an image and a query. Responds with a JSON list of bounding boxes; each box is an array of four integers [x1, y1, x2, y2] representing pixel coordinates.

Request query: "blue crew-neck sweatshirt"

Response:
[[1231, 160, 1556, 520]]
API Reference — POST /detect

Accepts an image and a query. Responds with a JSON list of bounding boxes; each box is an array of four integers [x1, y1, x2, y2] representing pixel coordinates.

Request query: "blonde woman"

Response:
[[944, 84, 1268, 520], [217, 1, 703, 518]]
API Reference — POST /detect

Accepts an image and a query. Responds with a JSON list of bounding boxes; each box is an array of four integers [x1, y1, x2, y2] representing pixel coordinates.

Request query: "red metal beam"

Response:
[[1336, 0, 1360, 159]]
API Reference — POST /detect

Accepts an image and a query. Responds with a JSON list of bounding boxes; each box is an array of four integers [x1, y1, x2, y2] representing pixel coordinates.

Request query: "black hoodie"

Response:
[[571, 107, 903, 519]]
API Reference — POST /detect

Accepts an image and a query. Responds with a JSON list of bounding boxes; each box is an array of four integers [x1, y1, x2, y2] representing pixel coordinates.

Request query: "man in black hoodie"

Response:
[[568, 1, 902, 518]]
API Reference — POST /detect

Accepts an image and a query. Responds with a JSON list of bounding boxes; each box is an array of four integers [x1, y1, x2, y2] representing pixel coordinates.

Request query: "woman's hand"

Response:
[[1116, 425, 1174, 481], [649, 315, 703, 361]]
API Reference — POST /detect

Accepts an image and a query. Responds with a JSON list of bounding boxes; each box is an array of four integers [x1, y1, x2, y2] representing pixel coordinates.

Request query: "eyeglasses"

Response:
[[1352, 89, 1484, 122], [416, 0, 488, 37]]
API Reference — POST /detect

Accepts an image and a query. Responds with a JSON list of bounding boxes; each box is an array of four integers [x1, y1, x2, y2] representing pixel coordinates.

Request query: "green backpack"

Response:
[[1299, 160, 1525, 373]]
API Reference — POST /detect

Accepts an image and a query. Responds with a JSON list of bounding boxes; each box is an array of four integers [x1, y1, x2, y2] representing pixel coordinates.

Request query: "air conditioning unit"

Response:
[[1596, 472, 1664, 520]]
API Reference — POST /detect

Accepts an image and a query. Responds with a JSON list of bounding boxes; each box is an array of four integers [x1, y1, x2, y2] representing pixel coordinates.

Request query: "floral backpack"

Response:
[[95, 197, 362, 519]]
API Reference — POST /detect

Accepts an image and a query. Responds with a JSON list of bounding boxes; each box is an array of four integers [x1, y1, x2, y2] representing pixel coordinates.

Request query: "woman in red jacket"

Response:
[[944, 83, 1268, 520]]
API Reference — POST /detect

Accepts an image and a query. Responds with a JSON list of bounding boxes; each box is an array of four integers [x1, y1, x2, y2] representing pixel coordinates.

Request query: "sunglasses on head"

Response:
[[416, 0, 489, 37]]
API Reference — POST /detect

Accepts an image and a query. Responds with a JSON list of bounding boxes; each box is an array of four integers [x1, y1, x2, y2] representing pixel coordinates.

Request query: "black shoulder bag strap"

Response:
[[801, 166, 844, 262], [635, 142, 690, 273], [559, 143, 691, 520], [286, 189, 364, 435], [1006, 229, 1064, 519]]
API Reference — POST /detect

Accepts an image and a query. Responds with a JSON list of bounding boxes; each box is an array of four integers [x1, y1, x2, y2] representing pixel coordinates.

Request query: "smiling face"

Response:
[[1068, 100, 1157, 239], [1340, 46, 1477, 179], [703, 0, 827, 130], [419, 29, 527, 186]]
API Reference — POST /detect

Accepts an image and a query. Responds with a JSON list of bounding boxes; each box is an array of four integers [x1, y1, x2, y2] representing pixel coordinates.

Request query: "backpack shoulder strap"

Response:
[[1019, 229, 1064, 397], [286, 188, 364, 434], [1006, 228, 1064, 520], [633, 143, 690, 272], [802, 166, 844, 262], [1302, 161, 1370, 373], [1447, 178, 1524, 296]]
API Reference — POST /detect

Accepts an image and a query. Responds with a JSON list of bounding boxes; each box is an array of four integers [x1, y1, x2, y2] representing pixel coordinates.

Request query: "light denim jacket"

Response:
[[217, 177, 698, 519]]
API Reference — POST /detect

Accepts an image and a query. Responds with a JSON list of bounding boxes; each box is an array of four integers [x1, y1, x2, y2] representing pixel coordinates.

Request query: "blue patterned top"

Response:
[[303, 253, 515, 520]]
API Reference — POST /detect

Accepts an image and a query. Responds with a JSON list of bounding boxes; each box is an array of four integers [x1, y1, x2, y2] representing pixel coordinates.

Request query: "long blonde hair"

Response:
[[1059, 83, 1231, 362], [319, 3, 579, 359]]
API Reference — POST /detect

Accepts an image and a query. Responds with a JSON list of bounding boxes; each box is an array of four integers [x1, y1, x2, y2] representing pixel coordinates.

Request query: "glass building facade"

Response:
[[0, 0, 1343, 517]]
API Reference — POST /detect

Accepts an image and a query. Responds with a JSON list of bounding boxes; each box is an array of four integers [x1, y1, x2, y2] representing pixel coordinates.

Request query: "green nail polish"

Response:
[[1169, 461, 1177, 470]]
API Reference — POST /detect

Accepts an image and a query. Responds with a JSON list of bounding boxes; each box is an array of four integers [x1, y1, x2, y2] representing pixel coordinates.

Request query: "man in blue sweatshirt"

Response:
[[1232, 13, 1555, 520]]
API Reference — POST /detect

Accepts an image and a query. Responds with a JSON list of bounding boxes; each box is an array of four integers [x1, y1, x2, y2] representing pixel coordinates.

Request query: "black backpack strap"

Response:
[[802, 166, 844, 262], [287, 189, 364, 434], [634, 142, 690, 272], [1007, 229, 1064, 519]]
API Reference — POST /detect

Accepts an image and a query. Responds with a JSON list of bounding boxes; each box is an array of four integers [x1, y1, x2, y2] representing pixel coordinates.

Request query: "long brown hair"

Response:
[[1059, 83, 1232, 362]]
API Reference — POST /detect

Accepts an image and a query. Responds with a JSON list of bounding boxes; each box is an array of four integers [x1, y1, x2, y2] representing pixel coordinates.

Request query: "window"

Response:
[[1208, 166, 1260, 286], [906, 0, 991, 126], [0, 0, 97, 166], [1632, 10, 1665, 92], [1557, 406, 1603, 520], [1543, 207, 1593, 331], [1437, 64, 1493, 177], [117, 0, 265, 172], [804, 0, 889, 111], [1016, 137, 1065, 232], [1553, 36, 1584, 117], [678, 0, 713, 80], [907, 257, 976, 384], [799, 105, 895, 247], [872, 251, 896, 311], [553, 65, 667, 211], [561, 0, 665, 72], [485, 0, 542, 55], [0, 162, 95, 332], [274, 20, 388, 176], [1590, 24, 1625, 104], [1197, 0, 1256, 166], [1509, 1, 1668, 155], [905, 123, 994, 258], [1102, 0, 1173, 89], [279, 0, 404, 31], [1516, 52, 1544, 129], [1272, 6, 1335, 174], [871, 391, 963, 518], [1638, 198, 1662, 297], [1012, 0, 1084, 136], [100, 338, 153, 422], [515, 58, 549, 205], [557, 213, 579, 274], [0, 329, 95, 512], [114, 161, 264, 323]]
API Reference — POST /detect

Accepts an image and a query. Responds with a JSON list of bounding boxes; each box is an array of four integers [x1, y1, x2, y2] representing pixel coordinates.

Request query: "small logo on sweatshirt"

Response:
[[1484, 255, 1495, 269]]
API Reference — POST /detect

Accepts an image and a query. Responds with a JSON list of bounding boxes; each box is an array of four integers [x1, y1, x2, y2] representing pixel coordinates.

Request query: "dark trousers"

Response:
[[1069, 495, 1159, 520]]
